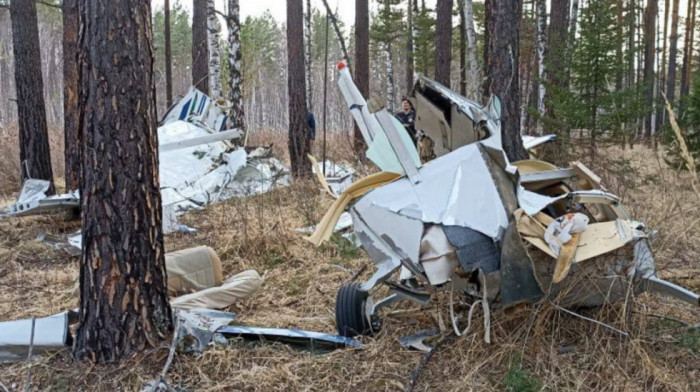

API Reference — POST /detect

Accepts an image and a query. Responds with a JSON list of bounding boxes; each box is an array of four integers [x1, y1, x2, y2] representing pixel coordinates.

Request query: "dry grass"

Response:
[[0, 137, 698, 392]]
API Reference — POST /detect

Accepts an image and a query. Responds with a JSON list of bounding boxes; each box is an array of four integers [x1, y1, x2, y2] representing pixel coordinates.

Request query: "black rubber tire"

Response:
[[335, 282, 372, 337]]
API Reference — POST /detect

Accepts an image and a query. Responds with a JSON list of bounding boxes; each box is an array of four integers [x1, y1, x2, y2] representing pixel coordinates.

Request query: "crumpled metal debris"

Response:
[[176, 309, 237, 353], [0, 179, 79, 219], [0, 311, 75, 362]]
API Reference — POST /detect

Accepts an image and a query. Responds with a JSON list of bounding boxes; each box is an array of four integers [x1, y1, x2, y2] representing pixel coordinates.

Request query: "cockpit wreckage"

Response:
[[306, 63, 699, 341]]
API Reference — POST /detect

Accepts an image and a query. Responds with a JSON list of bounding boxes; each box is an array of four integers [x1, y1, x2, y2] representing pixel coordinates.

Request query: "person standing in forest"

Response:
[[395, 98, 417, 145], [307, 111, 316, 153]]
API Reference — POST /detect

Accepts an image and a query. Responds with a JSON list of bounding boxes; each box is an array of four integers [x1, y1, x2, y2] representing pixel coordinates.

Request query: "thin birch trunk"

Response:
[[207, 0, 222, 99], [464, 0, 479, 98], [535, 0, 546, 134]]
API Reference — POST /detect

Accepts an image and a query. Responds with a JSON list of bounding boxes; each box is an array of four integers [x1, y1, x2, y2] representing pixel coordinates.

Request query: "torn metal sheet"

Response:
[[160, 87, 234, 133], [358, 143, 509, 239], [522, 134, 557, 150], [295, 212, 353, 235], [398, 329, 439, 352], [0, 180, 80, 219], [217, 326, 362, 350], [177, 309, 237, 353], [338, 65, 421, 176], [0, 311, 73, 362], [36, 232, 82, 257]]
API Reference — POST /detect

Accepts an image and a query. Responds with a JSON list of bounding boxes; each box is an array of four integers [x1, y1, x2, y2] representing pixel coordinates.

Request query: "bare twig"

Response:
[[157, 314, 181, 390], [346, 264, 368, 283], [36, 0, 62, 10], [550, 302, 629, 338], [405, 332, 454, 392], [662, 91, 699, 199], [319, 0, 351, 74], [0, 378, 10, 392], [24, 317, 36, 392]]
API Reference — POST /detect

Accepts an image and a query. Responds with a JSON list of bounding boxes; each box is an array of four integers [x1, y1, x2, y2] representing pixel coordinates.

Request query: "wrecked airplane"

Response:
[[307, 63, 699, 339], [1, 87, 289, 237]]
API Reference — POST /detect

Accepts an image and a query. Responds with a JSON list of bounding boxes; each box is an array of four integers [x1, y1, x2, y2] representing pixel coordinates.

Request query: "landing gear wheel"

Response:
[[336, 282, 376, 337]]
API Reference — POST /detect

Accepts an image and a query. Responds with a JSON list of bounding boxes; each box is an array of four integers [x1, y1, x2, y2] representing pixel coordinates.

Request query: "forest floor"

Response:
[[0, 135, 698, 391]]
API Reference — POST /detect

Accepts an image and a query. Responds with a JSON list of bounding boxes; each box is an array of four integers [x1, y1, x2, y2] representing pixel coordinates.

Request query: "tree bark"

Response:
[[10, 0, 55, 194], [679, 0, 696, 106], [407, 0, 415, 94], [305, 0, 313, 111], [567, 0, 579, 90], [287, 0, 310, 177], [483, 0, 529, 161], [667, 0, 680, 105], [207, 0, 222, 98], [354, 0, 369, 152], [546, 0, 569, 120], [227, 0, 245, 130], [435, 0, 453, 86], [535, 0, 546, 133], [643, 0, 657, 138], [192, 0, 209, 94], [63, 0, 80, 191], [164, 0, 173, 107], [464, 0, 479, 98], [459, 0, 467, 96], [73, 0, 172, 363]]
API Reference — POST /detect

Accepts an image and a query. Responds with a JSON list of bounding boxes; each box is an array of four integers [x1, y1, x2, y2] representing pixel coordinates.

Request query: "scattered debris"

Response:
[[217, 326, 362, 350], [309, 155, 355, 197], [398, 329, 439, 352]]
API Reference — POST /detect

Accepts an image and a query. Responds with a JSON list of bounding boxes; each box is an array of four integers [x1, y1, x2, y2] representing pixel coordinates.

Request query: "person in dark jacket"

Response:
[[308, 111, 316, 152], [395, 99, 417, 145]]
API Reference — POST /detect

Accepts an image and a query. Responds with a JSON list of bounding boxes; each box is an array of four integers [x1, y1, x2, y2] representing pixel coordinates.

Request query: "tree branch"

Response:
[[36, 0, 62, 10], [319, 0, 351, 74]]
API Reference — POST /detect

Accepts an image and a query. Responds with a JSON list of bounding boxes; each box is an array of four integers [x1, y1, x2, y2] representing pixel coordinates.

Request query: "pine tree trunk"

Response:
[[643, 0, 657, 139], [459, 0, 467, 96], [656, 0, 669, 131], [484, 0, 529, 161], [164, 0, 173, 107], [435, 0, 453, 86], [63, 0, 80, 191], [667, 0, 680, 105], [354, 0, 369, 152], [465, 0, 479, 98], [207, 0, 222, 99], [567, 0, 579, 90], [192, 0, 209, 94], [407, 0, 415, 93], [10, 0, 55, 194], [546, 0, 569, 120], [227, 0, 245, 130], [305, 0, 313, 111], [535, 0, 546, 134], [679, 0, 696, 107], [287, 0, 310, 177], [73, 0, 172, 363]]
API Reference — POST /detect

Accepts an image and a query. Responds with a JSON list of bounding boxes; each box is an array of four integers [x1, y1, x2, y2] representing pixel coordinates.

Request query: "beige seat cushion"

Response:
[[170, 270, 263, 310], [166, 246, 223, 297]]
